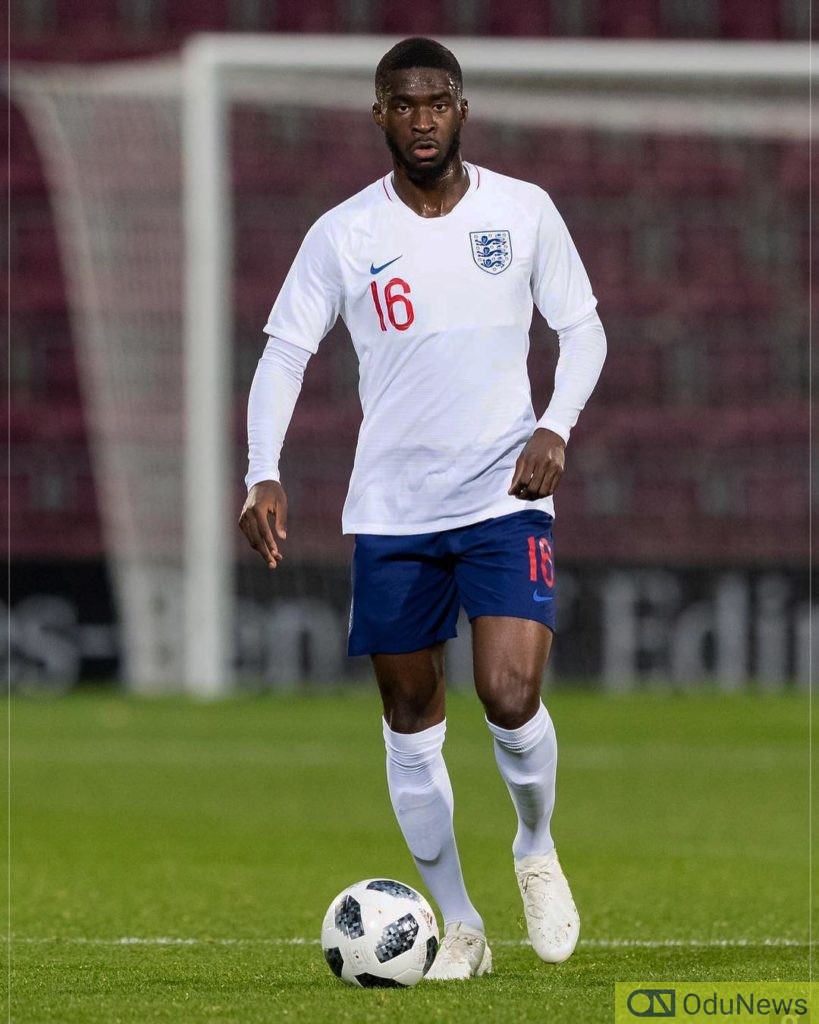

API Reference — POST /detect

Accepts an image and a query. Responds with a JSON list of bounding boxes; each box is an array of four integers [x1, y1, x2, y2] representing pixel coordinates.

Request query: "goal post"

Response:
[[182, 42, 232, 698], [12, 36, 811, 696]]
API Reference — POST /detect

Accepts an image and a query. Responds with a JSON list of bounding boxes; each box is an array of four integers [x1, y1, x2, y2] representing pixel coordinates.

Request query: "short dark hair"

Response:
[[375, 37, 463, 103]]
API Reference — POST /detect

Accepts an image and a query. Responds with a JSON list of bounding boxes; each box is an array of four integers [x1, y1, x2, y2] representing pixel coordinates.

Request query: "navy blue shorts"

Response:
[[348, 510, 556, 657]]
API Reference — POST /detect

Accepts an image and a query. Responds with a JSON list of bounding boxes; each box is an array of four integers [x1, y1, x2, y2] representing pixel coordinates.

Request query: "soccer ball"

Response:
[[321, 879, 439, 988]]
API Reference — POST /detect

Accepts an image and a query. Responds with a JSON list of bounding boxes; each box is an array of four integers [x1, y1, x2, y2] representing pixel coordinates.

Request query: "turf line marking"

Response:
[[5, 936, 811, 949]]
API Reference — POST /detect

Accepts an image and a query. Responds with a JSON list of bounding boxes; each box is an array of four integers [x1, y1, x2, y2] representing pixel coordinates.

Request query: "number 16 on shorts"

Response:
[[528, 535, 555, 589]]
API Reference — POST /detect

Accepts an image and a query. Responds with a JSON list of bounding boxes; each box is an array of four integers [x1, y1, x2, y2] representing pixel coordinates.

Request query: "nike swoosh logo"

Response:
[[532, 590, 554, 603], [370, 255, 402, 275]]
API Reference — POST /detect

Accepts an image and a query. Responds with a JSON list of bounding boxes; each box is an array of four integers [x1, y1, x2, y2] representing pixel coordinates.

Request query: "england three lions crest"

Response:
[[470, 230, 512, 275]]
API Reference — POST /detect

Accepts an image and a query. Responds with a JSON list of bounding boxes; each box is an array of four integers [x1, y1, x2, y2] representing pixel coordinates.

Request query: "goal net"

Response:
[[12, 36, 810, 695]]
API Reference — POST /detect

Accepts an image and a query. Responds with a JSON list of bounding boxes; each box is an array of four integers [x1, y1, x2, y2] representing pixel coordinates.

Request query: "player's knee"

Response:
[[380, 681, 445, 732], [478, 666, 541, 730], [383, 700, 444, 733], [374, 653, 446, 732]]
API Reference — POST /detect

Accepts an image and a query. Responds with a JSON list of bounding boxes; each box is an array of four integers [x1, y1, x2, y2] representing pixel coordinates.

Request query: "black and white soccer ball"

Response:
[[321, 879, 439, 988]]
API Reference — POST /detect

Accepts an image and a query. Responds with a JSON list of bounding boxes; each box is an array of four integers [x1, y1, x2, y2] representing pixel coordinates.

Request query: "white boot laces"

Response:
[[519, 865, 557, 921]]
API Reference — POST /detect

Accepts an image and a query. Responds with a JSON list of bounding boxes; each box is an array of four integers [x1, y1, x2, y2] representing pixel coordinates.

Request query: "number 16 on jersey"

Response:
[[370, 277, 415, 332]]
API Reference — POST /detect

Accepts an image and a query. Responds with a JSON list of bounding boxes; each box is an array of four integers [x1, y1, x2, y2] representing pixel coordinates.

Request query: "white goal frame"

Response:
[[181, 34, 809, 696]]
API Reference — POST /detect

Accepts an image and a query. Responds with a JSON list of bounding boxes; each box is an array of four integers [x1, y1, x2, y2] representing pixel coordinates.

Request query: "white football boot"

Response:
[[515, 849, 580, 963], [424, 923, 493, 980]]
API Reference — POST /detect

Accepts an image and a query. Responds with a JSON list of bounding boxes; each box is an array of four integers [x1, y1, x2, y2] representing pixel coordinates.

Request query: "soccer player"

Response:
[[240, 37, 606, 980]]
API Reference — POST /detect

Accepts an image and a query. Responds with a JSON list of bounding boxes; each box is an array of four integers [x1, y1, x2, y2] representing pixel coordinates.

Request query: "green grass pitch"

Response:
[[6, 688, 813, 1022]]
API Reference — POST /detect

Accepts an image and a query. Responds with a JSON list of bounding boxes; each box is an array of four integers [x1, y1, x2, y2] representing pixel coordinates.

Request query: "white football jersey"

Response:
[[264, 163, 598, 535]]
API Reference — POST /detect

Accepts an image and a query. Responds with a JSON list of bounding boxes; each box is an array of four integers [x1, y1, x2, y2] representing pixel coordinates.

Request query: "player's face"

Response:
[[373, 68, 468, 183]]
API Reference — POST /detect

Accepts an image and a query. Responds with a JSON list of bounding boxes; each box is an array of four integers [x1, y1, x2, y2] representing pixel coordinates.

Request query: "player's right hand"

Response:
[[239, 480, 288, 569]]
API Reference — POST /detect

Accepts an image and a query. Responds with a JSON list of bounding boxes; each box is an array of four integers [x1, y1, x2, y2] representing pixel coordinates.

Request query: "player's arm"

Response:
[[240, 337, 311, 568], [510, 308, 606, 499], [240, 214, 342, 565], [510, 194, 607, 501]]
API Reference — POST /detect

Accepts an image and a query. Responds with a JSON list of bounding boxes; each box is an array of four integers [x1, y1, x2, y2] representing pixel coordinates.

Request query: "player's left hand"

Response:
[[508, 428, 566, 500]]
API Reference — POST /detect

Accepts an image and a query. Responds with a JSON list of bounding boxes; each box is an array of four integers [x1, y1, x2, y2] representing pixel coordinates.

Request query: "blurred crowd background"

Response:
[[10, 0, 810, 57]]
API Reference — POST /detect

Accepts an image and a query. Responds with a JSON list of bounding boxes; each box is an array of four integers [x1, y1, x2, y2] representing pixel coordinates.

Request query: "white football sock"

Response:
[[383, 718, 484, 933], [486, 703, 557, 861]]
